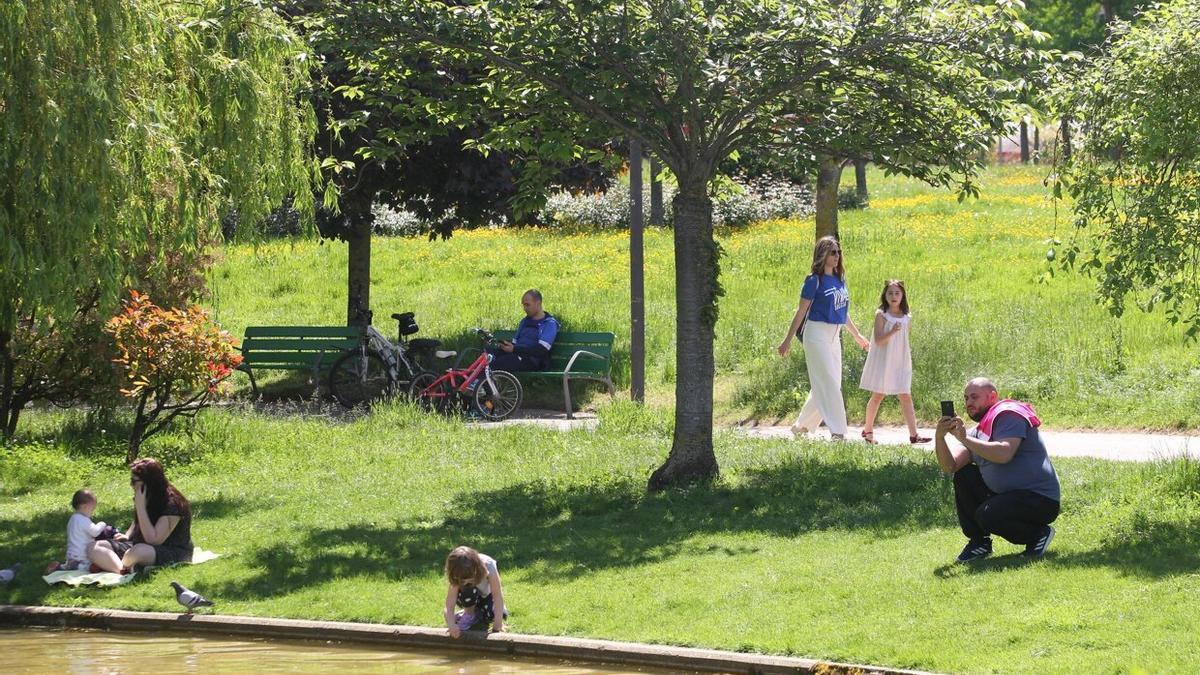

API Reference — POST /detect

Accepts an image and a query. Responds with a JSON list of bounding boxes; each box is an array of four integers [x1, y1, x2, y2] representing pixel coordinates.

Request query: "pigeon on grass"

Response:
[[170, 581, 214, 614], [0, 563, 20, 584]]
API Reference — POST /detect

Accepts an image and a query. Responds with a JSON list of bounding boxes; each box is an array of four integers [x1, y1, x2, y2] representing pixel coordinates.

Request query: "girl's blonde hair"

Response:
[[810, 235, 845, 280], [444, 545, 486, 587]]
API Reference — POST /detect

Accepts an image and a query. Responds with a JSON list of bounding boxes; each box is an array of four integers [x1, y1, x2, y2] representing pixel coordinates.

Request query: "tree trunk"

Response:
[[814, 156, 844, 241], [344, 196, 375, 327], [648, 179, 719, 490], [1019, 119, 1030, 164], [854, 158, 868, 203], [127, 392, 150, 465], [0, 328, 15, 439], [1033, 126, 1040, 164], [1060, 116, 1073, 162], [649, 157, 665, 225]]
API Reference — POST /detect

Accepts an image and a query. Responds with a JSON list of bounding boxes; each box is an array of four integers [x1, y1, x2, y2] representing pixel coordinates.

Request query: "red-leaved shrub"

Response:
[[106, 291, 241, 463]]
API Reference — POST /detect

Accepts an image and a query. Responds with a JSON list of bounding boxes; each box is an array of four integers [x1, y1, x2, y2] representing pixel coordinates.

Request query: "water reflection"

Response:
[[2, 628, 684, 674]]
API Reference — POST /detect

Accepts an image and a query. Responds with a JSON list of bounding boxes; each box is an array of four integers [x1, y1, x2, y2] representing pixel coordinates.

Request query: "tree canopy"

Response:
[[1054, 0, 1200, 339], [0, 0, 316, 335], [282, 0, 617, 324], [360, 0, 1040, 487], [1, 0, 316, 436]]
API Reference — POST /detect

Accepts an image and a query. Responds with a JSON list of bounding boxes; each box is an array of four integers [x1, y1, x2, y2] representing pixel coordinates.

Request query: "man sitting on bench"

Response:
[[488, 289, 559, 372]]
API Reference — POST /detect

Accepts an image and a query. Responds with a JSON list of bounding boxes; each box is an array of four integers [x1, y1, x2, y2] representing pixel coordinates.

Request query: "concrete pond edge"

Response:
[[0, 605, 931, 675]]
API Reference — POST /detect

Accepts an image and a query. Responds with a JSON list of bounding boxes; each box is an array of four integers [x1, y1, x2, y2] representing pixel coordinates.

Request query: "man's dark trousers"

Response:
[[488, 352, 542, 373], [954, 464, 1060, 545]]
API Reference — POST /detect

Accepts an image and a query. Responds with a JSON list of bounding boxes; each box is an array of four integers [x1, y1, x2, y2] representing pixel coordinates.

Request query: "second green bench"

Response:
[[493, 330, 616, 419], [238, 325, 363, 397]]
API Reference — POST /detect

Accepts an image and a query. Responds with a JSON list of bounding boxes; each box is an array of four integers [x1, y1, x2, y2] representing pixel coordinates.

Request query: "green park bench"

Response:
[[493, 330, 616, 419], [237, 326, 363, 398]]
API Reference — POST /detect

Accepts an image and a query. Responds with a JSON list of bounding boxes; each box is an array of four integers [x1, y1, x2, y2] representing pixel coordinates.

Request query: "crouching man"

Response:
[[936, 377, 1060, 563]]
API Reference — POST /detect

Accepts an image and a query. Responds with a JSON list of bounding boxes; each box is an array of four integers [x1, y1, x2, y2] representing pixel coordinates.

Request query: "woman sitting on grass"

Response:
[[444, 545, 507, 637], [89, 458, 193, 574]]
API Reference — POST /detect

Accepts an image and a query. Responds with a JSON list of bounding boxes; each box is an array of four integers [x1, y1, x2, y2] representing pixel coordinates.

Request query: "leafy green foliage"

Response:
[[838, 186, 870, 210], [286, 1, 616, 239], [1022, 0, 1141, 53], [1054, 0, 1200, 340], [0, 0, 316, 332]]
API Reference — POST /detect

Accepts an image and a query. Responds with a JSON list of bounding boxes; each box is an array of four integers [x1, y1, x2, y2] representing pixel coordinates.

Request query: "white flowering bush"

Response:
[[541, 181, 667, 228], [368, 174, 814, 236], [371, 203, 426, 236], [539, 174, 812, 228]]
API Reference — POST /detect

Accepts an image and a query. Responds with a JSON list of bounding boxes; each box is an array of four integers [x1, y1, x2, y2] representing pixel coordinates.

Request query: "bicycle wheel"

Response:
[[409, 372, 446, 413], [473, 370, 522, 421], [328, 349, 394, 408]]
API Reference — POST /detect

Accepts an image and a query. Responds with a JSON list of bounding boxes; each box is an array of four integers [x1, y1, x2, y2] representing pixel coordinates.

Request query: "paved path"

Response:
[[481, 412, 1200, 463], [734, 424, 1200, 462]]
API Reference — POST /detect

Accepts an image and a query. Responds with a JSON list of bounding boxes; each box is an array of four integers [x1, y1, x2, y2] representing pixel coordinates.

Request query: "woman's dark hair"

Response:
[[129, 458, 191, 521], [809, 235, 845, 281], [878, 279, 910, 315]]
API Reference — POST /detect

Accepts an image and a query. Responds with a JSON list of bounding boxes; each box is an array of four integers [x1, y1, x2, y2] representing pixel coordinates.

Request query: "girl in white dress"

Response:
[[859, 280, 930, 445]]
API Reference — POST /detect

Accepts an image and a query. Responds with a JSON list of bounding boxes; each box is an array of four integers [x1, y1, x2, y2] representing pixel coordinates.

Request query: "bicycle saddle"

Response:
[[434, 350, 457, 359]]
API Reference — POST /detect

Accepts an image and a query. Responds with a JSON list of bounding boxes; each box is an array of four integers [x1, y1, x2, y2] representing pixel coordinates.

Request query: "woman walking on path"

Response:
[[859, 280, 931, 445], [777, 236, 870, 440]]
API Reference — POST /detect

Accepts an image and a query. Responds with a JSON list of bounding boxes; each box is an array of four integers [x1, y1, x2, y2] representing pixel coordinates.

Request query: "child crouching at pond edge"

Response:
[[444, 546, 507, 637]]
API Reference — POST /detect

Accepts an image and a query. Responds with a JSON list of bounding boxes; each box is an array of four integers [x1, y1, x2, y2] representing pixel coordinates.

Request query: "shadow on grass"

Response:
[[205, 457, 1200, 603], [206, 454, 954, 601], [230, 370, 326, 403], [0, 495, 261, 606], [932, 518, 1200, 580]]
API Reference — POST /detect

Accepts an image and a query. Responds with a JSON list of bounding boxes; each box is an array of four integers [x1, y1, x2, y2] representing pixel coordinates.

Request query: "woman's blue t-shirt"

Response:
[[801, 274, 850, 324]]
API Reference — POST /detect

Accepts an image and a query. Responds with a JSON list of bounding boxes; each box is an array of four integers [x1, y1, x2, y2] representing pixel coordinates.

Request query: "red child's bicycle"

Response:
[[408, 328, 523, 421]]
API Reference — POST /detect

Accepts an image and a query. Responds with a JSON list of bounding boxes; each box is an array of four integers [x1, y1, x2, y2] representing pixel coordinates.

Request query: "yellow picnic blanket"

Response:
[[42, 549, 221, 587]]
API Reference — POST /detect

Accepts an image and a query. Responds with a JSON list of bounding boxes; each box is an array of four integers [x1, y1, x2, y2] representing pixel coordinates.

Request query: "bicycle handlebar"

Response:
[[472, 327, 498, 344]]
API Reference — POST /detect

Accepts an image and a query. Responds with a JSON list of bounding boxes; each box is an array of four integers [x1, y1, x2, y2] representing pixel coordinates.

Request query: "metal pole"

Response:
[[629, 137, 645, 403], [649, 156, 664, 225]]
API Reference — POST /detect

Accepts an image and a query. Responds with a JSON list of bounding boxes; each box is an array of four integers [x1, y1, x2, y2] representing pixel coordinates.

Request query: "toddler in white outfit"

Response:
[[64, 489, 107, 571]]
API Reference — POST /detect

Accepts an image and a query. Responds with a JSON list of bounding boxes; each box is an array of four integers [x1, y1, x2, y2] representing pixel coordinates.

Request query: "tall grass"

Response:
[[208, 165, 1199, 429]]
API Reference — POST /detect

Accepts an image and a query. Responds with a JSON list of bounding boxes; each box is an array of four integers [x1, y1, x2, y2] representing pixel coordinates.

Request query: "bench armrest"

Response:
[[563, 349, 609, 375]]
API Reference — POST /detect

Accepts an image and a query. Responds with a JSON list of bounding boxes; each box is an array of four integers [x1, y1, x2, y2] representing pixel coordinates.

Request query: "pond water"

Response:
[[2, 628, 684, 674]]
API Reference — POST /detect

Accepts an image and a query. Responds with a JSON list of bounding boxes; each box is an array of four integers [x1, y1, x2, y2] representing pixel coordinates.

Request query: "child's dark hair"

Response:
[[878, 279, 910, 315], [444, 545, 486, 587], [71, 489, 96, 510]]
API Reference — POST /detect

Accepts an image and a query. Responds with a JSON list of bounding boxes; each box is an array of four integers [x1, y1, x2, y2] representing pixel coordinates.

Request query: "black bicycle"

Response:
[[327, 310, 455, 408]]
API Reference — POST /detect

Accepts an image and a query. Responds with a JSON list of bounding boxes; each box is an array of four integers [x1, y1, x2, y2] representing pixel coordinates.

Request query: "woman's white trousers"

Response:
[[793, 320, 847, 435]]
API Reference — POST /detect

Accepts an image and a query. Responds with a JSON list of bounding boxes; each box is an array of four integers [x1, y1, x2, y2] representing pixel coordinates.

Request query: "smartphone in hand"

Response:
[[940, 400, 955, 418]]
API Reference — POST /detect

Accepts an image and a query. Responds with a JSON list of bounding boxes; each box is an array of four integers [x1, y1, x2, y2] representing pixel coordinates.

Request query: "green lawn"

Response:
[[2, 404, 1198, 673], [209, 164, 1200, 430], [3, 166, 1199, 673]]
